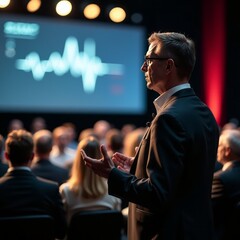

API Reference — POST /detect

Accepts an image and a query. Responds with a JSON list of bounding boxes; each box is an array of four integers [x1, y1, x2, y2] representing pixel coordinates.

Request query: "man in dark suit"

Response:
[[31, 129, 69, 186], [81, 32, 220, 240], [0, 129, 67, 239], [212, 129, 240, 240]]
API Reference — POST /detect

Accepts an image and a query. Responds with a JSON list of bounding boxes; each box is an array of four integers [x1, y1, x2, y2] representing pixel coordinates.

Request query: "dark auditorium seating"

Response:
[[67, 209, 124, 240], [0, 214, 55, 240]]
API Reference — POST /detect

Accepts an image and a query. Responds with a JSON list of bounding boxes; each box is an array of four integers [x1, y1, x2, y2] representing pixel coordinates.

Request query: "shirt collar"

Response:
[[154, 83, 191, 114], [7, 166, 31, 172]]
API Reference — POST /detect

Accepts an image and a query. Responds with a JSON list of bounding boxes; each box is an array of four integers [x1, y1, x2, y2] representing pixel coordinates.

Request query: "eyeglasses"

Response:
[[144, 57, 169, 67]]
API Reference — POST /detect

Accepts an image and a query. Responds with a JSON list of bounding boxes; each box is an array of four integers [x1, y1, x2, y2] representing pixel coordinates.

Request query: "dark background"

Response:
[[0, 0, 238, 137]]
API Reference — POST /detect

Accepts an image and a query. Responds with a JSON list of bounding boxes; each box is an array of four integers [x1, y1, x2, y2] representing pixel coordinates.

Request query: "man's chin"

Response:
[[146, 82, 153, 89]]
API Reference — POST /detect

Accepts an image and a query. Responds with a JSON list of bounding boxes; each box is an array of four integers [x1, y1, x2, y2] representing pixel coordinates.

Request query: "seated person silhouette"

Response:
[[59, 136, 121, 223], [0, 129, 67, 239], [31, 129, 69, 186], [212, 129, 240, 240]]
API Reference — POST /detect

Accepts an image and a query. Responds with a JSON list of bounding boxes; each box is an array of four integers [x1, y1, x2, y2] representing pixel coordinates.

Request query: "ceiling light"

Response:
[[109, 7, 126, 23], [56, 0, 72, 16]]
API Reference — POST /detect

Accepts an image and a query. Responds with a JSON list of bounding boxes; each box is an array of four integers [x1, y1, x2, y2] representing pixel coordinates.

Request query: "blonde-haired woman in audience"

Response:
[[59, 136, 121, 223], [123, 127, 146, 157]]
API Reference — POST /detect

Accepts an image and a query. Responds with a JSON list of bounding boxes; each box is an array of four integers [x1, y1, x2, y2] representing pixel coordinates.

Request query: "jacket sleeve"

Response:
[[108, 114, 187, 211]]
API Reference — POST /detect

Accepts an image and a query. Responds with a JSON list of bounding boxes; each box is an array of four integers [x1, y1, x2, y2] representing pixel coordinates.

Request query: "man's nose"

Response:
[[141, 62, 147, 72]]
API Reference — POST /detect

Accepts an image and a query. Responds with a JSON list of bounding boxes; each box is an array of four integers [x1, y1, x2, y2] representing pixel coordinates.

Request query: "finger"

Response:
[[80, 150, 95, 164], [117, 165, 129, 173], [113, 152, 125, 158], [114, 152, 129, 162], [100, 145, 110, 159], [80, 149, 86, 158], [112, 156, 119, 165], [112, 154, 123, 162]]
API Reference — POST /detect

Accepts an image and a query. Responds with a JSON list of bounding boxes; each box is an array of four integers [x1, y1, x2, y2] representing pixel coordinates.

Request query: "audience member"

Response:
[[93, 120, 112, 144], [8, 118, 24, 133], [59, 136, 121, 223], [62, 122, 78, 150], [78, 128, 97, 142], [0, 129, 67, 239], [31, 129, 69, 186], [0, 134, 8, 176], [221, 121, 238, 132], [121, 124, 136, 139], [50, 125, 76, 170], [123, 127, 146, 157], [30, 116, 47, 134], [105, 128, 124, 158], [212, 129, 240, 240]]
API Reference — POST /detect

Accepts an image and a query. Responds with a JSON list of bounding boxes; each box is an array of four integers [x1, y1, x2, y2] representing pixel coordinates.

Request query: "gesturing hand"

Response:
[[80, 145, 115, 179], [112, 152, 134, 173]]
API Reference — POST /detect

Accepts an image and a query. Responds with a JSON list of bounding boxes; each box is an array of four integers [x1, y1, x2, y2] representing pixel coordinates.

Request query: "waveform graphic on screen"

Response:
[[15, 37, 124, 93]]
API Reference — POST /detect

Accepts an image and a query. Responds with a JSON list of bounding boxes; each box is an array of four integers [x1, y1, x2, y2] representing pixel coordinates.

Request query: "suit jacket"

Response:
[[212, 161, 240, 240], [108, 88, 219, 240], [0, 169, 67, 239], [0, 162, 8, 177], [31, 158, 69, 185]]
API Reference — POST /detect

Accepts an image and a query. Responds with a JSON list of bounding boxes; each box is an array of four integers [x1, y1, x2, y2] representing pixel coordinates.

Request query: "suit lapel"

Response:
[[130, 88, 196, 174]]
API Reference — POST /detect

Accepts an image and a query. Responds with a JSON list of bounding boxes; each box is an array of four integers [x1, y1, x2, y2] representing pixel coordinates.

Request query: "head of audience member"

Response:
[[67, 136, 107, 198], [62, 122, 78, 149], [30, 117, 47, 134], [217, 129, 240, 166], [93, 120, 112, 144], [52, 126, 71, 153], [105, 128, 124, 157], [78, 128, 97, 142], [121, 124, 136, 138], [221, 119, 239, 132], [4, 129, 34, 167], [8, 119, 24, 133], [123, 127, 146, 157], [33, 129, 53, 160]]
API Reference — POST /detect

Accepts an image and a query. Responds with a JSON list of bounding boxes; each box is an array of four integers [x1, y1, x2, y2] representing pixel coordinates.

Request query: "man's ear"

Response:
[[166, 59, 174, 71], [225, 146, 231, 157]]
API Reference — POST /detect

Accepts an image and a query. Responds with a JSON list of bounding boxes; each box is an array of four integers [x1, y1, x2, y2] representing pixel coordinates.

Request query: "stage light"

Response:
[[0, 0, 10, 8], [109, 7, 126, 23], [83, 3, 100, 19], [27, 0, 41, 12], [56, 0, 72, 16]]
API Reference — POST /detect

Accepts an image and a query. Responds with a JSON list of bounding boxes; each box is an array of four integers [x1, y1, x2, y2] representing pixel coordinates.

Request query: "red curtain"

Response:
[[202, 0, 226, 125]]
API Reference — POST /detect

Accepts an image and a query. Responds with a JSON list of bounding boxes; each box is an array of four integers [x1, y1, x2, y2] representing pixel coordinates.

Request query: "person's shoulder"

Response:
[[221, 166, 240, 178], [50, 164, 70, 179], [103, 194, 122, 204], [36, 175, 59, 188], [52, 164, 69, 173], [214, 167, 239, 184], [0, 163, 8, 177]]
